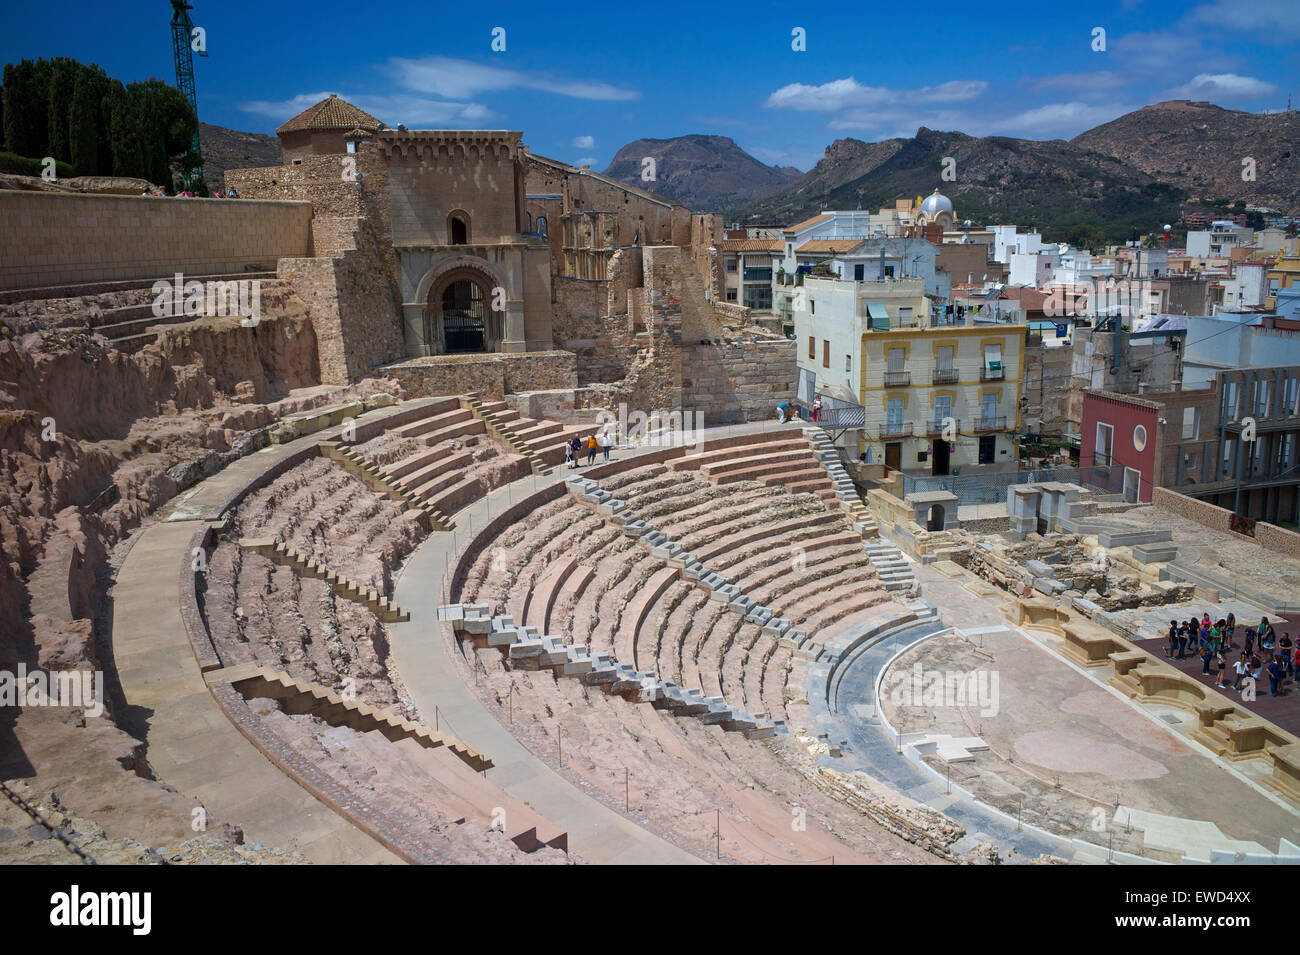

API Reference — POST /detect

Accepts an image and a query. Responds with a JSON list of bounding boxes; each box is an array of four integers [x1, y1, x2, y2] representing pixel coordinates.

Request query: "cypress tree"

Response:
[[46, 57, 75, 163], [2, 60, 41, 157], [69, 70, 99, 175]]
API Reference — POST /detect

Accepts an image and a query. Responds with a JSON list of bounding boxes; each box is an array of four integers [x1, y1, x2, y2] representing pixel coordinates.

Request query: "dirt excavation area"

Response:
[[0, 299, 414, 864], [205, 458, 428, 716], [251, 704, 570, 864]]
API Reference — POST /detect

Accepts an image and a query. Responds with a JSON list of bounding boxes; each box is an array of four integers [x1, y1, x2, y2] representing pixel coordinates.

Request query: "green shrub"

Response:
[[0, 150, 75, 179]]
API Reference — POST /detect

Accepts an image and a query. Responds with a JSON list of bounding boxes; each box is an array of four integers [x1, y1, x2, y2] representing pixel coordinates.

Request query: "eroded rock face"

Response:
[[0, 289, 404, 861]]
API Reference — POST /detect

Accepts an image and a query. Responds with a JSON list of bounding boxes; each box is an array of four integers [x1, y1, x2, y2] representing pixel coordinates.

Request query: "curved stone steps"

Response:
[[704, 522, 850, 584], [518, 556, 578, 631], [701, 447, 820, 479], [690, 510, 841, 567], [802, 599, 896, 645], [744, 549, 873, 609], [761, 645, 794, 723], [640, 578, 695, 679], [671, 496, 822, 555], [775, 572, 884, 632], [645, 489, 788, 542], [621, 565, 680, 671], [564, 541, 642, 650], [661, 588, 710, 688], [697, 607, 745, 700], [672, 436, 810, 472], [547, 563, 595, 635]]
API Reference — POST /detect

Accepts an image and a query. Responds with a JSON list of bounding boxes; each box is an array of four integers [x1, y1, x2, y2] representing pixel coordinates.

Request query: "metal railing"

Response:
[[925, 418, 957, 436], [883, 370, 911, 387], [879, 421, 913, 438], [980, 366, 1005, 381], [932, 368, 959, 385], [904, 466, 1088, 505], [974, 415, 1007, 432]]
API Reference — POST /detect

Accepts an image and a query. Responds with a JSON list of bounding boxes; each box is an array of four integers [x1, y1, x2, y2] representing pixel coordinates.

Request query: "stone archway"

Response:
[[412, 256, 508, 355]]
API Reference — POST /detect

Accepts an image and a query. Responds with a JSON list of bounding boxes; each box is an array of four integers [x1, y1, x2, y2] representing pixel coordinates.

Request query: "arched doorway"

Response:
[[424, 266, 501, 354], [927, 503, 946, 531], [439, 279, 487, 352]]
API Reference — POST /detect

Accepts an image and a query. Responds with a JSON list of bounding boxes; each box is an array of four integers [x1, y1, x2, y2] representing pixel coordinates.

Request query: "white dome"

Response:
[[919, 189, 954, 217]]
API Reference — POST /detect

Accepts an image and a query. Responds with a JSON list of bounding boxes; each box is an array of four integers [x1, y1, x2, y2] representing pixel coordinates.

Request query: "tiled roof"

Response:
[[718, 238, 785, 253], [785, 213, 833, 234], [796, 238, 855, 254], [277, 95, 385, 135]]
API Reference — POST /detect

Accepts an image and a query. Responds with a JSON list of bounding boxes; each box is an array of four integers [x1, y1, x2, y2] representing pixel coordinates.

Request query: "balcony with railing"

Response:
[[980, 363, 1005, 382], [932, 367, 959, 385], [878, 421, 914, 438], [974, 415, 1008, 432], [925, 418, 957, 436], [883, 370, 911, 388]]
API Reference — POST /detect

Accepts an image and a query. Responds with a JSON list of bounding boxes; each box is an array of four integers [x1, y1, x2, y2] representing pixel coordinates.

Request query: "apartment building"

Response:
[[793, 273, 1024, 473]]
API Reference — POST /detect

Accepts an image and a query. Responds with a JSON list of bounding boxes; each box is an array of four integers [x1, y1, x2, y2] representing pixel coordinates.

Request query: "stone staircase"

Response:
[[461, 393, 549, 475], [217, 662, 491, 772], [320, 441, 452, 531], [440, 602, 782, 740], [239, 537, 410, 622], [568, 475, 821, 663], [863, 538, 916, 593], [803, 428, 879, 537]]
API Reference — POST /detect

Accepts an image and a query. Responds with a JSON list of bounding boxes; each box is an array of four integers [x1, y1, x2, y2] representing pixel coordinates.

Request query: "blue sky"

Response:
[[3, 0, 1296, 171]]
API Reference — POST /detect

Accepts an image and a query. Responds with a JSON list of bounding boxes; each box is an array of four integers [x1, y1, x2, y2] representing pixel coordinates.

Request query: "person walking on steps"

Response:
[[570, 435, 583, 468], [586, 433, 598, 466], [565, 439, 575, 469]]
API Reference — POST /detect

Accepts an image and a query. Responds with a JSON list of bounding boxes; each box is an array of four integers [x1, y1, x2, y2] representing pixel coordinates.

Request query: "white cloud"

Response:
[[575, 156, 598, 168], [1165, 73, 1277, 100], [387, 55, 638, 102], [765, 76, 986, 112], [239, 91, 494, 127], [572, 135, 595, 149], [988, 101, 1137, 138], [1188, 0, 1300, 40]]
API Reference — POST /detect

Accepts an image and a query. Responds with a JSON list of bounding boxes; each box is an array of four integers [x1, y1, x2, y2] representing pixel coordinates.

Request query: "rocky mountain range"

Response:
[[1070, 100, 1298, 213], [602, 135, 800, 210], [198, 122, 281, 189], [601, 101, 1297, 242]]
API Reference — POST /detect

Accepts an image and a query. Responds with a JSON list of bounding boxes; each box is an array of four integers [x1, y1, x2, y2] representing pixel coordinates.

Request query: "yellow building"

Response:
[[1267, 254, 1300, 311], [859, 321, 1025, 474]]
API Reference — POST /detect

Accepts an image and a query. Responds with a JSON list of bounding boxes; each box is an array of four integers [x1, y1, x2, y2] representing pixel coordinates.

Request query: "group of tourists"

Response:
[[775, 398, 821, 425], [564, 429, 613, 469], [1165, 612, 1299, 697]]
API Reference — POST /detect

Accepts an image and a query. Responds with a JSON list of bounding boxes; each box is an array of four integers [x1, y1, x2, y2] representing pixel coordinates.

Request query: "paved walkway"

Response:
[[389, 420, 782, 864], [112, 420, 407, 864]]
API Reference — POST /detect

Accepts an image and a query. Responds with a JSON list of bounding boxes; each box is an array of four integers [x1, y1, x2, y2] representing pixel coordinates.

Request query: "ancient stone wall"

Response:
[[682, 339, 797, 424], [1153, 486, 1300, 558], [0, 191, 313, 290], [1152, 486, 1233, 533], [382, 351, 576, 400], [225, 156, 362, 220]]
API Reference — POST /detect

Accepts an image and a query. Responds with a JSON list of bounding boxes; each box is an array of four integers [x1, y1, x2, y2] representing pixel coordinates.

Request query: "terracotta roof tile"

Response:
[[718, 238, 785, 253], [277, 95, 385, 135]]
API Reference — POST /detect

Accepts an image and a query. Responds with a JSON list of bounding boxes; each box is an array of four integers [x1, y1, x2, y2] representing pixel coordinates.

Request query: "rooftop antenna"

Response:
[[170, 0, 205, 189]]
